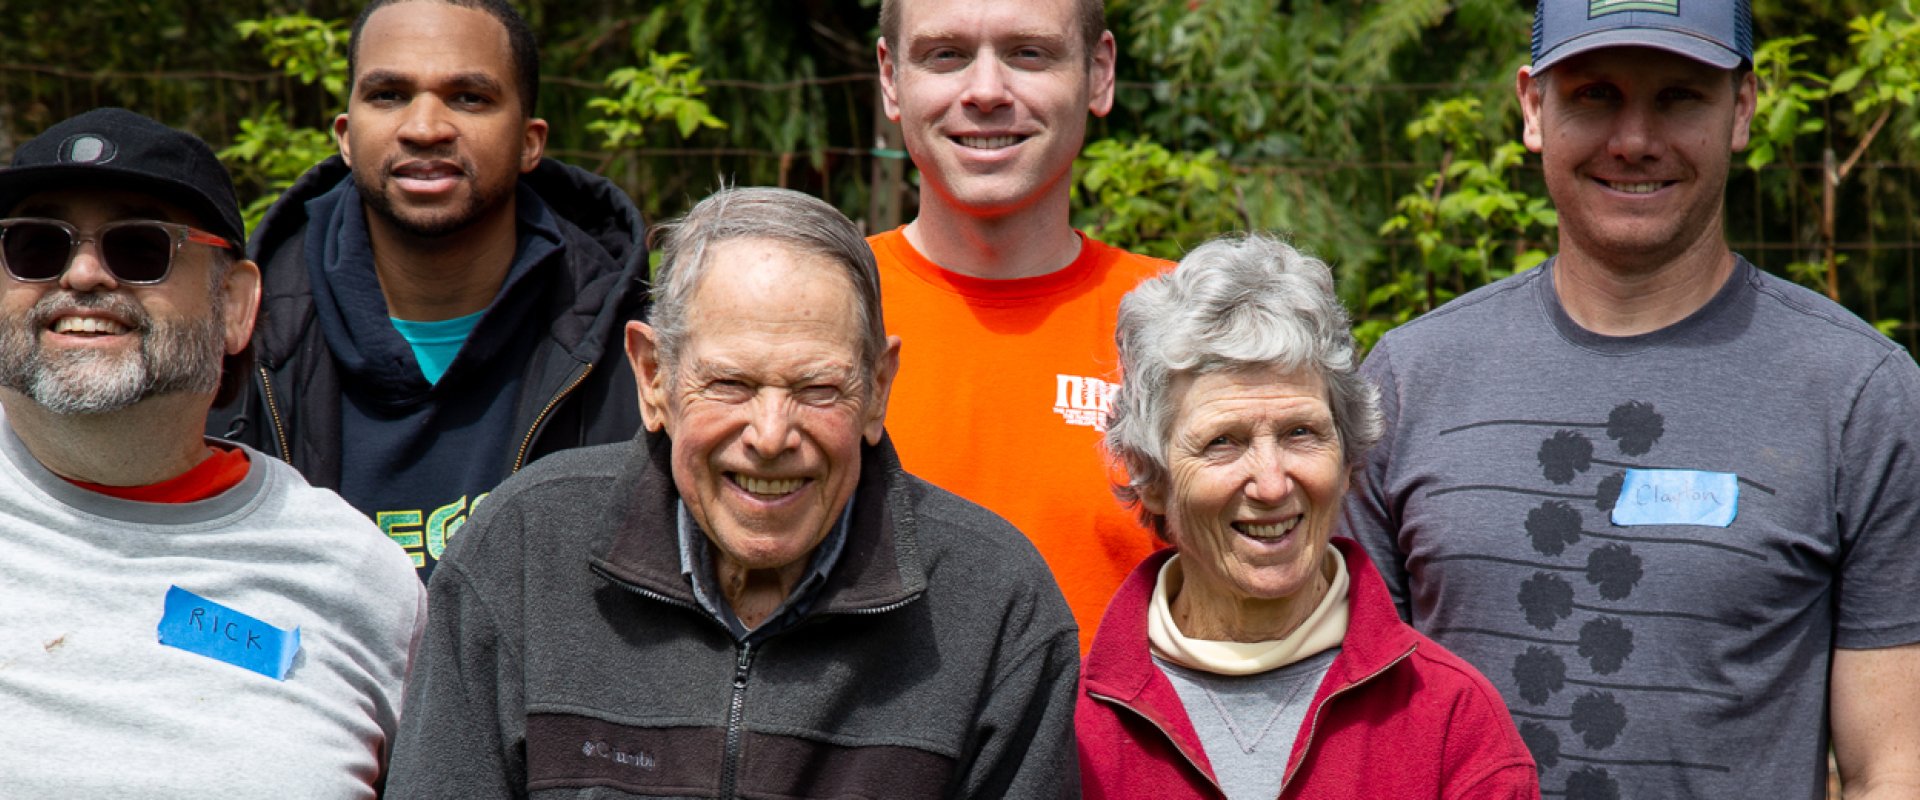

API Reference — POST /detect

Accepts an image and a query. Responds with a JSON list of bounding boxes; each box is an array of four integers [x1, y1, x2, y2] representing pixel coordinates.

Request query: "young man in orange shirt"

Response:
[[876, 0, 1166, 651]]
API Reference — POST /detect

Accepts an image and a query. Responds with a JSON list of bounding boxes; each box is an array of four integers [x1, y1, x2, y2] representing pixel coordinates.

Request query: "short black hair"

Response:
[[348, 0, 540, 117]]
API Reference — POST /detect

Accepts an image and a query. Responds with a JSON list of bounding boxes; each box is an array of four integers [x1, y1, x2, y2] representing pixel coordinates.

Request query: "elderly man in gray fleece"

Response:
[[387, 186, 1081, 800]]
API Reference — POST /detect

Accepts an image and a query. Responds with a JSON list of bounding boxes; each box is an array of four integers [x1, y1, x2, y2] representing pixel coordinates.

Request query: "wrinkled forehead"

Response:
[[8, 188, 194, 228], [689, 238, 863, 311]]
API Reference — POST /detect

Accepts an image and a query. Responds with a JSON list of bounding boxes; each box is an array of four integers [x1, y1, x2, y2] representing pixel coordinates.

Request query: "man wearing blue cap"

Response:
[[1344, 2, 1920, 797], [0, 108, 423, 796]]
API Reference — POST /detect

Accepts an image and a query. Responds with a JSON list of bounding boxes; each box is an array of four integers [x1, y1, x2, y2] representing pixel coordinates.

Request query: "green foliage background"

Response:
[[1, 0, 1915, 350]]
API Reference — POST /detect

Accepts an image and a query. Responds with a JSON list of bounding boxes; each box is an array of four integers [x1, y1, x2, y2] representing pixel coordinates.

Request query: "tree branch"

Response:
[[1837, 105, 1894, 182]]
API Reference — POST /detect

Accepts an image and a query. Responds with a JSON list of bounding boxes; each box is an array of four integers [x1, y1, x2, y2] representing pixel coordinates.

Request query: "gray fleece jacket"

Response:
[[385, 431, 1080, 799]]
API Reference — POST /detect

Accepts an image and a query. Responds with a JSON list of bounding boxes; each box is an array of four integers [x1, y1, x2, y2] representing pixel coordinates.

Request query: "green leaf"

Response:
[[1365, 283, 1404, 306], [674, 104, 701, 138], [1831, 66, 1867, 94]]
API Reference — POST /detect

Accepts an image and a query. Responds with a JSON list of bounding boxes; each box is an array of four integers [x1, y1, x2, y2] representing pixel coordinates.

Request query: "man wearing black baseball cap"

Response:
[[1345, 2, 1920, 798], [0, 107, 423, 796]]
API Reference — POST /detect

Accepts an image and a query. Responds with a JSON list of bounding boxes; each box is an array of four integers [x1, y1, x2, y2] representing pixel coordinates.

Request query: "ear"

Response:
[[625, 320, 670, 433], [1730, 70, 1758, 152], [862, 335, 903, 446], [333, 114, 353, 165], [1087, 30, 1117, 118], [1140, 479, 1167, 516], [877, 37, 903, 122], [520, 116, 550, 173], [1516, 65, 1546, 154], [221, 259, 263, 356]]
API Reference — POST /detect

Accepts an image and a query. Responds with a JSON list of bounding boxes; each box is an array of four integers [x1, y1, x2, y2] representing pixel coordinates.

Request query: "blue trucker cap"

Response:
[[1532, 0, 1754, 73]]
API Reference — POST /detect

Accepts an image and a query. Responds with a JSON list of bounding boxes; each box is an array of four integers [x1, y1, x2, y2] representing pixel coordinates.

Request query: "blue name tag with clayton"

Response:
[[1610, 468, 1739, 527], [156, 586, 301, 680]]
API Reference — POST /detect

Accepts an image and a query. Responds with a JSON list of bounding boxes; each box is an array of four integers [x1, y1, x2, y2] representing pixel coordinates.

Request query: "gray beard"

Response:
[[0, 290, 226, 415]]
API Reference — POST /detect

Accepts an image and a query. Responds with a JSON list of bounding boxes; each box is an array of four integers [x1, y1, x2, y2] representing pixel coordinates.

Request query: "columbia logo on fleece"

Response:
[[580, 739, 657, 770]]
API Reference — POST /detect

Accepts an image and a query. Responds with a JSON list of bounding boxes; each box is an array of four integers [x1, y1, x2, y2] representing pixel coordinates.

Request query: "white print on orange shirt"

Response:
[[1054, 374, 1117, 431]]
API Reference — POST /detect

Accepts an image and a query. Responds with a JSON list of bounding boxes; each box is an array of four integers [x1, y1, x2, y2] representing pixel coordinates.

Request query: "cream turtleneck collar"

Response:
[[1147, 551, 1350, 676]]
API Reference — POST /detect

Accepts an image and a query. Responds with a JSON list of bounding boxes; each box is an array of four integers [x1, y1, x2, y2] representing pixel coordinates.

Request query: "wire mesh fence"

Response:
[[3, 63, 1915, 352]]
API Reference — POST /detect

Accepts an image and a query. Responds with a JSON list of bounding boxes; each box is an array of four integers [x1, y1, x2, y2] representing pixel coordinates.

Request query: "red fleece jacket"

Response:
[[1078, 539, 1541, 799]]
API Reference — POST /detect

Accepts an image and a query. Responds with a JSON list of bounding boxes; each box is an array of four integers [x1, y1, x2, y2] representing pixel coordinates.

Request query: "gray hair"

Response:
[[648, 186, 887, 382], [1105, 233, 1382, 536]]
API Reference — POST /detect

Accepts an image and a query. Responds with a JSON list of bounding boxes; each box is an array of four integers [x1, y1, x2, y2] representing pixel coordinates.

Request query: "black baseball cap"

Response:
[[1533, 0, 1754, 73], [0, 107, 246, 247]]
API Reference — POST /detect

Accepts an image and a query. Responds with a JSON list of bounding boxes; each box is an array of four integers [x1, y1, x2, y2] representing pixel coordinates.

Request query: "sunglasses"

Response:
[[0, 217, 235, 285]]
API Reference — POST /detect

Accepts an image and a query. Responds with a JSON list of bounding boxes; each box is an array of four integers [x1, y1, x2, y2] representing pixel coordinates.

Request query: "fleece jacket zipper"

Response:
[[718, 642, 757, 799], [591, 563, 762, 799]]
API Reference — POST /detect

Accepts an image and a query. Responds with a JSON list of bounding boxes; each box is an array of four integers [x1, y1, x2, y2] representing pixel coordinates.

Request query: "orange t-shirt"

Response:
[[869, 227, 1171, 652], [67, 446, 251, 503]]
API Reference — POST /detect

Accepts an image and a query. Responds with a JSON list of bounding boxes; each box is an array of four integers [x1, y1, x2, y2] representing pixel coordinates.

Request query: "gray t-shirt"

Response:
[[0, 416, 425, 797], [1156, 649, 1339, 800], [1342, 257, 1920, 799]]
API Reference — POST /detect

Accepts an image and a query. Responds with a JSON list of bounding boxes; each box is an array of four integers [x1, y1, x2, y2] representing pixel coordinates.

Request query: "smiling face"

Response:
[[628, 238, 899, 577], [877, 0, 1115, 219], [1518, 46, 1755, 272], [0, 189, 258, 415], [1146, 367, 1346, 620], [336, 1, 547, 240]]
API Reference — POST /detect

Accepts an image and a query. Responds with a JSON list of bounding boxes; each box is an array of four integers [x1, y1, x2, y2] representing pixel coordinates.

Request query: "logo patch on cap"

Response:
[[1591, 0, 1680, 16], [57, 134, 118, 165]]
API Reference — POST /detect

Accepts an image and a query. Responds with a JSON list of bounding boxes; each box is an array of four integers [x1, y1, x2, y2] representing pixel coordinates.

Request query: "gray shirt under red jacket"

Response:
[[1078, 542, 1539, 799], [386, 431, 1080, 799], [1343, 256, 1920, 799]]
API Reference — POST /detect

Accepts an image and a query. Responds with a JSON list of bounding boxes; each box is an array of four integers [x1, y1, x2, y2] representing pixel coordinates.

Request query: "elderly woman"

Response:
[[1077, 234, 1538, 799]]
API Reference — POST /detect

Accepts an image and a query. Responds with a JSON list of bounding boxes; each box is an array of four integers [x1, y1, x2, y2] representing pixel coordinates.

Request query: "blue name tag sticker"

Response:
[[156, 586, 301, 680], [1610, 468, 1739, 527]]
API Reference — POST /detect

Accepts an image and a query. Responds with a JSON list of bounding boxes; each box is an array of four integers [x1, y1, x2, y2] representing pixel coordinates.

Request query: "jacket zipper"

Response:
[[719, 642, 757, 800], [840, 595, 920, 616], [513, 364, 592, 473], [592, 564, 765, 800], [590, 567, 914, 799], [257, 367, 292, 459], [1090, 643, 1418, 799], [1274, 644, 1416, 797], [1087, 690, 1226, 797], [590, 563, 716, 623]]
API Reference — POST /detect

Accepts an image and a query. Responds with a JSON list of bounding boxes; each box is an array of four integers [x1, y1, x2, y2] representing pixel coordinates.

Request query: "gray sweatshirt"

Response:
[[0, 416, 425, 798]]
